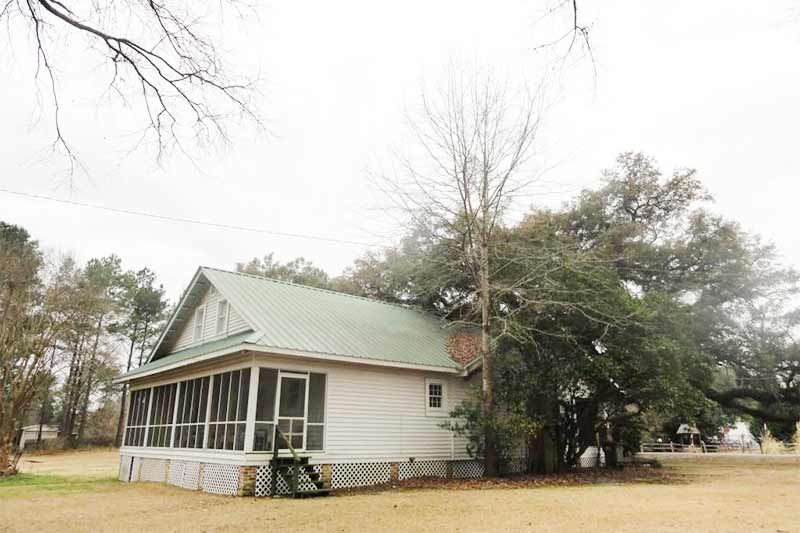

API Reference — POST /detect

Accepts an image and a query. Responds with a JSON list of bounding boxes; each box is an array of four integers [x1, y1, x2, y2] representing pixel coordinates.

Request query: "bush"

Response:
[[759, 426, 785, 455]]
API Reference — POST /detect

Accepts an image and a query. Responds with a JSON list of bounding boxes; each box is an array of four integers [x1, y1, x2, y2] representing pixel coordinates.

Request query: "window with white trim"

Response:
[[216, 300, 228, 335], [174, 376, 209, 449], [425, 378, 447, 416], [193, 306, 205, 341]]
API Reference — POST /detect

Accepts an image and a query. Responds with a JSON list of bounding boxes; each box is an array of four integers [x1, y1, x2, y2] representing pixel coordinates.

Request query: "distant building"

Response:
[[17, 425, 59, 449]]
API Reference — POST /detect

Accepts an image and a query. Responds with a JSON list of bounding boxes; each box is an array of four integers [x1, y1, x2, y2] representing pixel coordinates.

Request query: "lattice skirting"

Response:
[[201, 463, 241, 495], [452, 460, 484, 479], [254, 464, 322, 496], [578, 446, 606, 468], [167, 460, 201, 490], [332, 462, 392, 489], [139, 458, 168, 482], [120, 456, 517, 496], [119, 455, 133, 482]]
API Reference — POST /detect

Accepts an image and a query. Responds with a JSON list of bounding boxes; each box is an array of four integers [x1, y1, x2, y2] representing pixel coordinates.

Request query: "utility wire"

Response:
[[0, 188, 378, 248]]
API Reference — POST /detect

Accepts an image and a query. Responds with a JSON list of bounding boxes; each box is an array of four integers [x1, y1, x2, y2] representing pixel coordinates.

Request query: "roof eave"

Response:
[[115, 342, 461, 384]]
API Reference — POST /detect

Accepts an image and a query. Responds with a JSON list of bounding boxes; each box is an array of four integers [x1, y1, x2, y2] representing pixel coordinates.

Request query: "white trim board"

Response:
[[115, 343, 462, 384]]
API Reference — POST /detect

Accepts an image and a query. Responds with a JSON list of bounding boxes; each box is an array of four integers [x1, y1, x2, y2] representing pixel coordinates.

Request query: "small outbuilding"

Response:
[[17, 425, 59, 449], [676, 424, 701, 447]]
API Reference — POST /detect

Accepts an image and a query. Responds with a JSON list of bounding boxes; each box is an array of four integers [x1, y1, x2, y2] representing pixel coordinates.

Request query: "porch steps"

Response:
[[272, 456, 330, 498]]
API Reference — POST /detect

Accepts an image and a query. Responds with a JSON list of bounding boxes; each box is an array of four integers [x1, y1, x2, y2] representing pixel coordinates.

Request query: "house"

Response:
[[17, 425, 59, 449], [114, 267, 507, 496]]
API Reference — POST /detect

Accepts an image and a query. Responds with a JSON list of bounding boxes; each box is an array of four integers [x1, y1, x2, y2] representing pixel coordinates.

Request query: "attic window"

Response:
[[216, 300, 228, 335], [425, 378, 447, 416], [193, 307, 205, 341]]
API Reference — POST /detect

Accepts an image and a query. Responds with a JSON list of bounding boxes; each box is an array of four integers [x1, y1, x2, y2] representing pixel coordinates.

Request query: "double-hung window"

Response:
[[193, 307, 205, 341], [425, 378, 447, 416], [216, 300, 228, 335]]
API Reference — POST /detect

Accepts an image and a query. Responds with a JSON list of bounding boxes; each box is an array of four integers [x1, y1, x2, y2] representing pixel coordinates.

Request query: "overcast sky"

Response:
[[1, 1, 799, 300]]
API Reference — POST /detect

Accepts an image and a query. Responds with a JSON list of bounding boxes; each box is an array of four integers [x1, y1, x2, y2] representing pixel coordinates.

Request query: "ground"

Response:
[[2, 451, 799, 532]]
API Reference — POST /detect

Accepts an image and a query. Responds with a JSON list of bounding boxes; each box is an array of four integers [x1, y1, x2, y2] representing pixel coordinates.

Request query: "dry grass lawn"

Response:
[[2, 451, 799, 532]]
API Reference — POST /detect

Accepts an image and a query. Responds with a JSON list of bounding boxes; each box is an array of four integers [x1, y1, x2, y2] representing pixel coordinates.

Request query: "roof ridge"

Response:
[[199, 265, 445, 319]]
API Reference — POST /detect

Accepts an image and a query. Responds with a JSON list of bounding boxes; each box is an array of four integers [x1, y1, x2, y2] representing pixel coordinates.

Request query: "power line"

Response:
[[0, 188, 378, 248]]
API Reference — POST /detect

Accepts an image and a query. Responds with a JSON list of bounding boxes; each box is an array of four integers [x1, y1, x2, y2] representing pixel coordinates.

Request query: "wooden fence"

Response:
[[640, 441, 800, 454]]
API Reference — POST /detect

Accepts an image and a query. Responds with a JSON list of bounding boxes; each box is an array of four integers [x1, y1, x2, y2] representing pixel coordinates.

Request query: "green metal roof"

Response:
[[131, 267, 471, 380], [200, 267, 462, 369], [122, 331, 258, 379]]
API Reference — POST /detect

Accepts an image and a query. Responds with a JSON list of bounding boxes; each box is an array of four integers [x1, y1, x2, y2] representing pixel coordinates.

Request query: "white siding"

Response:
[[126, 353, 480, 464], [171, 287, 251, 352]]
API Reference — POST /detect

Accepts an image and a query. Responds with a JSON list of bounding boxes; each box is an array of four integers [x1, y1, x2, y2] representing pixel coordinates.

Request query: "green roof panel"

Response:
[[200, 267, 461, 369]]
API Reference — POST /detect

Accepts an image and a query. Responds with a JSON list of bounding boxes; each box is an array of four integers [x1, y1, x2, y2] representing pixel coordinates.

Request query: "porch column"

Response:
[[244, 366, 259, 452]]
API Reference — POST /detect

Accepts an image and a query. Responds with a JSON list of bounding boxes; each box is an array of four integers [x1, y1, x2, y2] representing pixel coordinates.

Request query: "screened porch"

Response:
[[123, 364, 327, 456]]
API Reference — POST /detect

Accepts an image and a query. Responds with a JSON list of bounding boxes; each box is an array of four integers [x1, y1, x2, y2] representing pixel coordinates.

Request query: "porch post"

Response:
[[244, 365, 259, 452]]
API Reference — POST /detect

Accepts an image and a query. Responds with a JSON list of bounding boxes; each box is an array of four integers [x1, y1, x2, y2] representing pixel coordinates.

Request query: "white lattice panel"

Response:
[[201, 463, 240, 496], [331, 462, 391, 489], [139, 459, 168, 482], [452, 460, 484, 479], [167, 460, 186, 487], [182, 461, 201, 490], [130, 457, 143, 482], [167, 460, 201, 490], [118, 455, 133, 482], [579, 446, 605, 468], [504, 455, 527, 474], [399, 460, 447, 480], [254, 465, 273, 496]]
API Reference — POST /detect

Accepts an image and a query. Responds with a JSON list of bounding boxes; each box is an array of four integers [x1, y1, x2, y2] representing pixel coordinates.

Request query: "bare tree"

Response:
[[0, 223, 68, 474], [2, 0, 259, 169], [382, 69, 542, 475]]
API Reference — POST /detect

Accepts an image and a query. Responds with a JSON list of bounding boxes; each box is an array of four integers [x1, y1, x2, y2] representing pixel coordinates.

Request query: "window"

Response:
[[425, 378, 446, 416], [207, 368, 250, 451], [124, 388, 151, 447], [216, 300, 228, 335], [193, 307, 205, 341], [147, 383, 177, 447], [174, 376, 209, 449]]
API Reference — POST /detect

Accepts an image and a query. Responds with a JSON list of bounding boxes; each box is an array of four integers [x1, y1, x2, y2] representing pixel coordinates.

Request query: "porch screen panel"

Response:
[[147, 383, 177, 447], [124, 388, 151, 447], [207, 368, 250, 451], [306, 373, 326, 451], [253, 368, 278, 451], [174, 376, 209, 449]]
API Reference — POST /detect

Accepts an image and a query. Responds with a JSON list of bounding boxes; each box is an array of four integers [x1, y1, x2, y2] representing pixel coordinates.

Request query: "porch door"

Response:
[[277, 373, 308, 450]]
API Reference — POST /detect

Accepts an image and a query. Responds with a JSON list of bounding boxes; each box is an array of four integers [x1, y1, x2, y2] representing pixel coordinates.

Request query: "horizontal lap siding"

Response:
[[172, 288, 251, 352], [273, 356, 479, 463]]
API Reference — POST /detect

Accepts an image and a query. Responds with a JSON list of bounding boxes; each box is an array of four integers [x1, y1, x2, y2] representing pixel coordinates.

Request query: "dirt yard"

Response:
[[2, 451, 799, 532]]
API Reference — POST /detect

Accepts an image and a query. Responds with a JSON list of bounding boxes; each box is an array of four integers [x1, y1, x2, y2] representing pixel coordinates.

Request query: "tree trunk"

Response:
[[0, 432, 13, 475], [528, 393, 559, 474], [77, 317, 104, 443], [479, 207, 499, 476]]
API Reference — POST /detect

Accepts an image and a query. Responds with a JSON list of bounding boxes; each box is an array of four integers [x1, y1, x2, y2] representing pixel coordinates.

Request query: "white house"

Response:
[[114, 267, 498, 496]]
